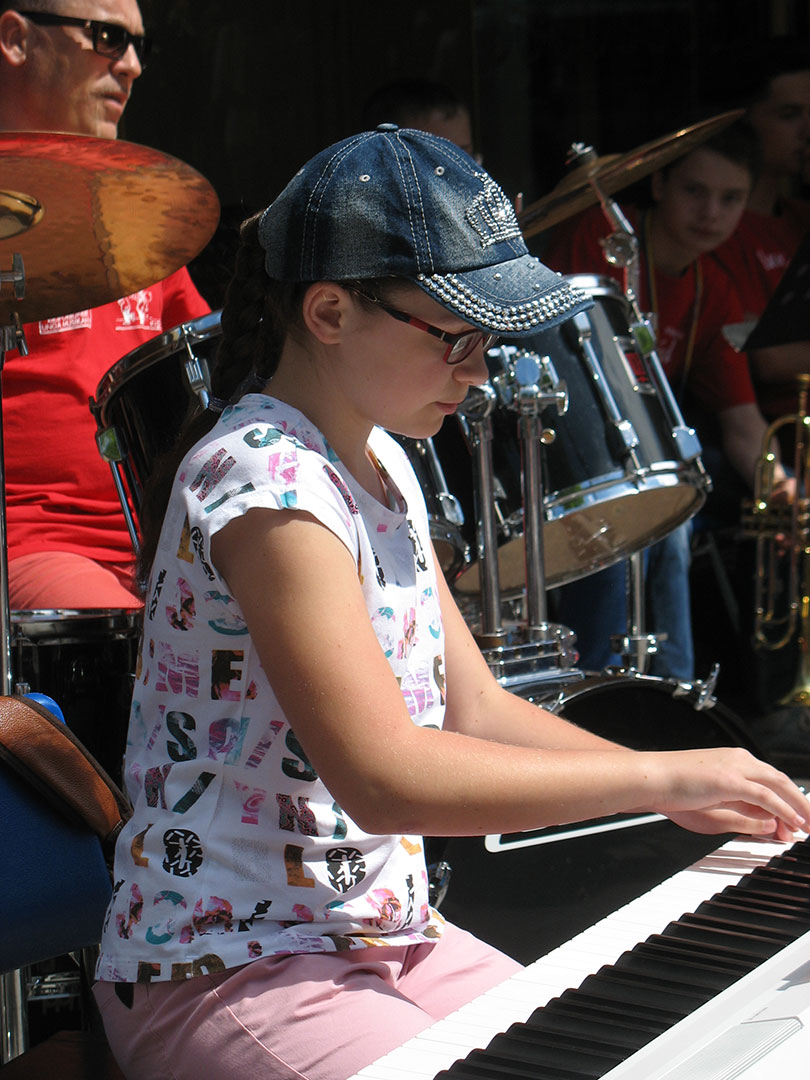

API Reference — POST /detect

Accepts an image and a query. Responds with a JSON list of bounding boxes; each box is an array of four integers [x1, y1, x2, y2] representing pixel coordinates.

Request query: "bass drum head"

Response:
[[540, 672, 762, 753], [429, 674, 758, 965]]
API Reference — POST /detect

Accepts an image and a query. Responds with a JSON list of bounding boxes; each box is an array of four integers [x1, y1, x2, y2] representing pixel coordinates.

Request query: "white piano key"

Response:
[[349, 833, 807, 1080]]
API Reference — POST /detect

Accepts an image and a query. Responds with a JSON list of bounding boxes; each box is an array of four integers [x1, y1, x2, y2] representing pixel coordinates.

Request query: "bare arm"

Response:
[[718, 401, 790, 491], [211, 507, 809, 841], [750, 342, 810, 385]]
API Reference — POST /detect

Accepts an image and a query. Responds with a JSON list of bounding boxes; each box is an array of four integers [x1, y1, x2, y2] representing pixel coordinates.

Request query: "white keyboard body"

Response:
[[350, 835, 807, 1080]]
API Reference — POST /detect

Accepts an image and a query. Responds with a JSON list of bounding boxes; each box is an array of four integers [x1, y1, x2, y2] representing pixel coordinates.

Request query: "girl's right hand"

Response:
[[646, 746, 809, 841]]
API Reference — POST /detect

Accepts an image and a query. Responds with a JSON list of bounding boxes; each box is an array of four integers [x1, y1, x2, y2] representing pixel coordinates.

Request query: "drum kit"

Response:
[[0, 115, 765, 1051], [0, 131, 219, 780], [0, 113, 752, 778]]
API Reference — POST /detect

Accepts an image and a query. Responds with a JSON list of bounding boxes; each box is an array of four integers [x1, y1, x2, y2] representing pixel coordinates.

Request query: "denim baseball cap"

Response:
[[257, 125, 591, 336]]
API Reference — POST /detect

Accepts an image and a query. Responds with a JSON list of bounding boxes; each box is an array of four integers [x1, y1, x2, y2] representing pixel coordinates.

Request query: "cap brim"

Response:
[[415, 254, 592, 336]]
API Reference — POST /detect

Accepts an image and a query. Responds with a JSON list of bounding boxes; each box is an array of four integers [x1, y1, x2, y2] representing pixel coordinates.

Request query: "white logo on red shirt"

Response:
[[116, 290, 162, 332], [37, 311, 93, 335]]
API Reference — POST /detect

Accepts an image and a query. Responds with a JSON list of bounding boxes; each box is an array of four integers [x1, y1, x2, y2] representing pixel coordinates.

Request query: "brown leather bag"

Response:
[[0, 694, 131, 852]]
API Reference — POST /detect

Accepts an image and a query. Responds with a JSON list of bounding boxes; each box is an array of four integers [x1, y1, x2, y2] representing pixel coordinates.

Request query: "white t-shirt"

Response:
[[96, 395, 446, 983]]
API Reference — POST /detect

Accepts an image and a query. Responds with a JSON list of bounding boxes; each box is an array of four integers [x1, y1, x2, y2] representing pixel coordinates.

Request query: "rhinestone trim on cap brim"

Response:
[[417, 273, 590, 332]]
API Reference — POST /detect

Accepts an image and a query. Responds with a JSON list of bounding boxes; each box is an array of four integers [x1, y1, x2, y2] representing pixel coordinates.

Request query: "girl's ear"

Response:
[[301, 282, 351, 345]]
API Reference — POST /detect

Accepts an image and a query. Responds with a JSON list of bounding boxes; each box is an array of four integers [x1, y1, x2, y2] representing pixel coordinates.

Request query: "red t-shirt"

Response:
[[711, 206, 807, 320], [711, 201, 810, 421], [3, 268, 209, 565], [544, 205, 756, 414]]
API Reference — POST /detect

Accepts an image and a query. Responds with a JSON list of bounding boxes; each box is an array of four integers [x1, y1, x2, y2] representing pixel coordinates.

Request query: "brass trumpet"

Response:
[[743, 373, 810, 706]]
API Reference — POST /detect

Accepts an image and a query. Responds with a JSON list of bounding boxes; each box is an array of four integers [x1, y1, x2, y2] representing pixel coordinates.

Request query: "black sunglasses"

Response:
[[18, 10, 151, 66]]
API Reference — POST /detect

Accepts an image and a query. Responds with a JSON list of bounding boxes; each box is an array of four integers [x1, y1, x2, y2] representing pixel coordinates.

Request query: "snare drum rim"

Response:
[[91, 309, 222, 423], [564, 273, 629, 305], [11, 608, 142, 643]]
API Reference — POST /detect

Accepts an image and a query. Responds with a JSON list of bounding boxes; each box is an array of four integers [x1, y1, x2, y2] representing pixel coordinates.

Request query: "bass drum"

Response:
[[429, 674, 760, 965]]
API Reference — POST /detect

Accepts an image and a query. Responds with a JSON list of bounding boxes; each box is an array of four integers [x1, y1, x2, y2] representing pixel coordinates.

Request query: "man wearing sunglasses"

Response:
[[0, 1, 210, 613]]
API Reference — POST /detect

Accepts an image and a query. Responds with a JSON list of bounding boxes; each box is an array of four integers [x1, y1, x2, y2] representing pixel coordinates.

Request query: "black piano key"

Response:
[[613, 947, 736, 992], [558, 985, 683, 1024], [573, 968, 707, 1013], [731, 877, 810, 909], [436, 1048, 590, 1078], [486, 1028, 625, 1073], [678, 910, 793, 944], [776, 842, 810, 863], [520, 1002, 656, 1051], [749, 867, 810, 899], [647, 930, 761, 968], [632, 939, 752, 977], [719, 882, 810, 916], [695, 897, 810, 937], [663, 916, 785, 958], [693, 899, 808, 940], [437, 837, 810, 1080], [546, 990, 672, 1033], [768, 855, 810, 879]]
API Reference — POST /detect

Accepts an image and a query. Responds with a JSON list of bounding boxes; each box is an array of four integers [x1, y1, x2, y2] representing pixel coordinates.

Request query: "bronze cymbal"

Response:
[[0, 131, 220, 324], [519, 110, 745, 239]]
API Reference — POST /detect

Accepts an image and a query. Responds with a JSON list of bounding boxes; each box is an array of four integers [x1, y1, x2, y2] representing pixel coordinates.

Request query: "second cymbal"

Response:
[[519, 110, 744, 238]]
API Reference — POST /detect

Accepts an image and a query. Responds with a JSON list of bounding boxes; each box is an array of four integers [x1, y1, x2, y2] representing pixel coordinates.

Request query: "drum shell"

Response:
[[92, 311, 222, 514], [429, 673, 756, 965], [11, 609, 141, 784], [433, 276, 706, 593]]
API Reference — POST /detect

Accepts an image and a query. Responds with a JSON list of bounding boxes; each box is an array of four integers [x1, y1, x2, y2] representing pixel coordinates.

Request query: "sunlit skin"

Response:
[[0, 0, 144, 137], [207, 278, 810, 842], [262, 283, 489, 497], [649, 147, 751, 275]]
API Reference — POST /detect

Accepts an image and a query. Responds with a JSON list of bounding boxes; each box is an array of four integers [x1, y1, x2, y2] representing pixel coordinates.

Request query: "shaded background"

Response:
[[123, 0, 810, 304]]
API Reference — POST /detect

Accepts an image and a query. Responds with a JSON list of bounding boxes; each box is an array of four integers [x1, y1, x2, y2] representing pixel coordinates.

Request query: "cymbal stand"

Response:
[[495, 348, 568, 633], [566, 145, 708, 674], [0, 254, 29, 1064], [456, 383, 504, 646]]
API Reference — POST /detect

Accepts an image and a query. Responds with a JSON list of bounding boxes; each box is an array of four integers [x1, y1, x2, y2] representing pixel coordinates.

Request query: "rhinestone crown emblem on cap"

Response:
[[466, 177, 523, 249]]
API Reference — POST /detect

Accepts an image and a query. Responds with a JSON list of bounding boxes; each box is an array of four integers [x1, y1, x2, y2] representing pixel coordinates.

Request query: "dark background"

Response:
[[123, 0, 810, 302]]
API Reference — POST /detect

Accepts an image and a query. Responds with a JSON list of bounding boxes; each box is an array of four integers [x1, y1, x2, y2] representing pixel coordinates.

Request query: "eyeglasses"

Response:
[[18, 11, 152, 66], [356, 293, 498, 365]]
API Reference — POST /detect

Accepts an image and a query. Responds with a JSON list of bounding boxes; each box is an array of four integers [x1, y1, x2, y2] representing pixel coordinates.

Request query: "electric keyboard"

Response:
[[350, 833, 810, 1080]]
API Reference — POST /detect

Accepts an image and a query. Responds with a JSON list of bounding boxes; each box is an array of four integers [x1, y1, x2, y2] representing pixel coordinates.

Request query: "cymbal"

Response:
[[519, 109, 744, 239], [0, 131, 220, 324]]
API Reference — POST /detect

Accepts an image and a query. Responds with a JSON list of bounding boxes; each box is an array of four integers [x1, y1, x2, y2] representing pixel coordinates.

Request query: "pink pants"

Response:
[[94, 923, 521, 1080], [8, 551, 141, 610]]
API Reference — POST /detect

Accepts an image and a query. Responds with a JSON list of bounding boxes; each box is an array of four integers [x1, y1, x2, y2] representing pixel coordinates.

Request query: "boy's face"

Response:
[[651, 147, 751, 259], [749, 71, 810, 180]]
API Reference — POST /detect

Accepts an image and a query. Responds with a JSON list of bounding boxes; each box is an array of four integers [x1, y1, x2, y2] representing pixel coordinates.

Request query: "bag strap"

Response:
[[0, 694, 132, 849]]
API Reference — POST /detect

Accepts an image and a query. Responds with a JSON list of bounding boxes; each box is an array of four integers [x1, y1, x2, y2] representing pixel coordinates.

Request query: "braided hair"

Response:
[[136, 213, 306, 586], [136, 211, 401, 589]]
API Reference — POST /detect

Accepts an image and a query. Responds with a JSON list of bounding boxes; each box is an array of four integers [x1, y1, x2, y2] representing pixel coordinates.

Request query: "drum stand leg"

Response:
[[609, 551, 662, 675], [459, 358, 579, 692]]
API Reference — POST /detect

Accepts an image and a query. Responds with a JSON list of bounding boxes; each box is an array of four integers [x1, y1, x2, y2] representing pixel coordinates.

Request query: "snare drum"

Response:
[[434, 276, 707, 594], [11, 609, 141, 783], [91, 311, 222, 520]]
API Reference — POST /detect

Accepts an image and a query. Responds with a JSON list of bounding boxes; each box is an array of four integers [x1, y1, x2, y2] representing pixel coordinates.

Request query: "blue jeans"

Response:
[[551, 522, 694, 680]]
